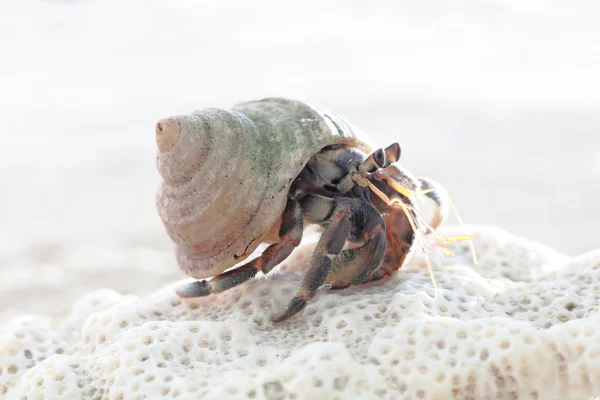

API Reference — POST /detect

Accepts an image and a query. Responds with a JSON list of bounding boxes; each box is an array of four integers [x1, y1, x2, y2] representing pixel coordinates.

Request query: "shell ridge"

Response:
[[208, 110, 274, 258], [180, 106, 277, 274]]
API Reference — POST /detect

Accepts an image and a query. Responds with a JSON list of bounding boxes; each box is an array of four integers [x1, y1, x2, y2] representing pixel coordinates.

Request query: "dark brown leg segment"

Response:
[[326, 224, 386, 289], [176, 197, 303, 298], [325, 198, 387, 289], [271, 197, 351, 323]]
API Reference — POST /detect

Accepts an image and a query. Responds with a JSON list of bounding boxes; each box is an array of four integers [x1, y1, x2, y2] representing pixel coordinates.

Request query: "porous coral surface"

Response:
[[1, 226, 600, 400]]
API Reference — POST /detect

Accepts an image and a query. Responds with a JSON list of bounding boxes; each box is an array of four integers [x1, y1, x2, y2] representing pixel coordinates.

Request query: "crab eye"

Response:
[[384, 142, 401, 165], [374, 148, 386, 168]]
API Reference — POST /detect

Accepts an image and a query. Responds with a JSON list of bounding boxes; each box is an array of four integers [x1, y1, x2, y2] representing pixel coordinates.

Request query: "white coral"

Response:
[[2, 226, 600, 400]]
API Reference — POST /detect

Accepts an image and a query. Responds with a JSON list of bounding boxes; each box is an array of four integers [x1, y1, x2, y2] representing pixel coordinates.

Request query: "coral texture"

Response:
[[1, 225, 600, 400]]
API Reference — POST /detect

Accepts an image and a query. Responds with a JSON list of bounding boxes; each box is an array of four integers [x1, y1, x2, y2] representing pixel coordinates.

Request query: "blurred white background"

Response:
[[1, 0, 599, 320]]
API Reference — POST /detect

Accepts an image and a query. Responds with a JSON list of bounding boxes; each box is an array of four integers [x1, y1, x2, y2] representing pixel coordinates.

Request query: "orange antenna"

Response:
[[377, 174, 477, 265], [362, 175, 479, 290]]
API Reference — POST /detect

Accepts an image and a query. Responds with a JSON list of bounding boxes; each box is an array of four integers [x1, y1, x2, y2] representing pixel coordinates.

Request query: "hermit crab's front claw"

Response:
[[418, 178, 450, 233]]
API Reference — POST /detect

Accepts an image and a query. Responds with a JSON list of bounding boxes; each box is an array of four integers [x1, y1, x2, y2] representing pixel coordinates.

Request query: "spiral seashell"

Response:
[[156, 98, 375, 279]]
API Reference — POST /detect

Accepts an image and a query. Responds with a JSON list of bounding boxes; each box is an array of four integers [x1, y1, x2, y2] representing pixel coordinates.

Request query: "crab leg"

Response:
[[176, 197, 303, 298], [272, 196, 352, 322]]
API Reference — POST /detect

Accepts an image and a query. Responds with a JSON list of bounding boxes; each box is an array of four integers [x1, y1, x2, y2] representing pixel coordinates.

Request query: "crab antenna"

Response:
[[379, 174, 415, 199], [381, 175, 435, 203], [406, 205, 473, 244], [416, 230, 438, 290], [362, 173, 477, 288], [392, 201, 437, 290], [378, 175, 474, 243], [448, 199, 478, 265], [406, 205, 459, 258]]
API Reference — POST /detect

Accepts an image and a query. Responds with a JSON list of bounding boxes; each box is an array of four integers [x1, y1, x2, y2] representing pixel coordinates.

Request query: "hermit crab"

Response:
[[155, 97, 473, 322]]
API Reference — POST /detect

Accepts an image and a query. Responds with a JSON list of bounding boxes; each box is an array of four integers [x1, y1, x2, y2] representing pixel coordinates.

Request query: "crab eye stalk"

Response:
[[383, 142, 401, 166], [359, 148, 387, 173], [374, 148, 386, 168]]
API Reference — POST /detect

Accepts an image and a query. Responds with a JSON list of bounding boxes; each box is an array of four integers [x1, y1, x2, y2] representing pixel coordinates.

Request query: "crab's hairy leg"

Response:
[[326, 203, 387, 289], [272, 196, 351, 323], [176, 197, 303, 298]]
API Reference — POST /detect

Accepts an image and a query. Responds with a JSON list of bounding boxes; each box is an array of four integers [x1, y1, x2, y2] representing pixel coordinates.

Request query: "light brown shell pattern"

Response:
[[156, 97, 383, 280]]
